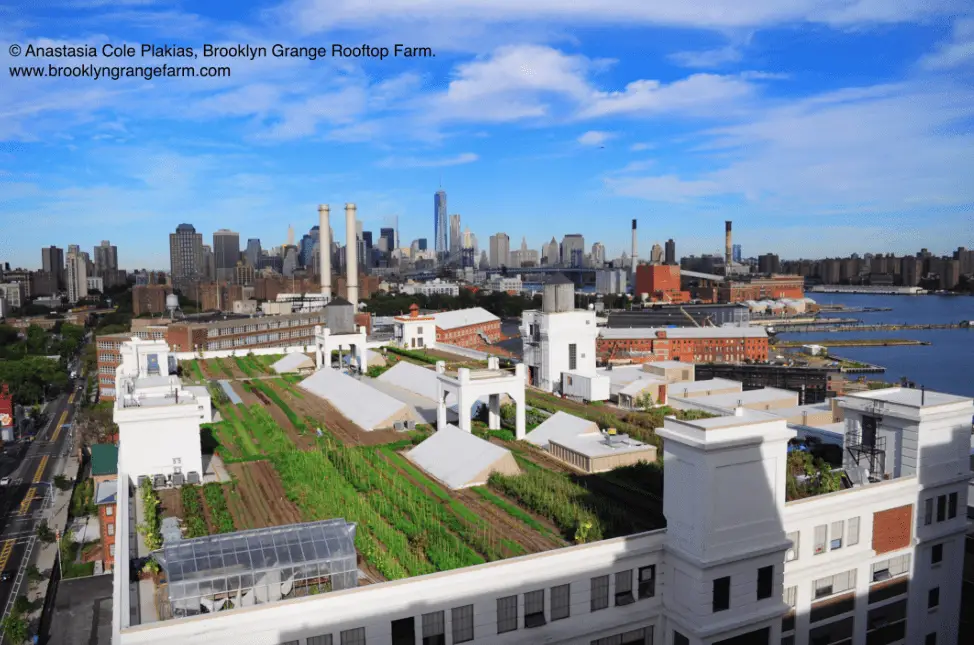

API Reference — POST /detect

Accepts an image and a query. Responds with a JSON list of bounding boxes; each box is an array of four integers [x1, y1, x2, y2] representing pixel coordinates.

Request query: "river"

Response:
[[777, 294, 974, 396]]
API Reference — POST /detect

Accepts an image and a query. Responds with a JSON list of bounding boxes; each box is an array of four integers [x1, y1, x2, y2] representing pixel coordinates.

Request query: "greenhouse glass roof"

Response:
[[157, 518, 358, 617]]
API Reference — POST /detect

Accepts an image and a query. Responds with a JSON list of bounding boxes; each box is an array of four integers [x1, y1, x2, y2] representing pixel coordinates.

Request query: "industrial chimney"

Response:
[[345, 203, 358, 308], [631, 219, 638, 277], [318, 204, 331, 299], [724, 220, 733, 268]]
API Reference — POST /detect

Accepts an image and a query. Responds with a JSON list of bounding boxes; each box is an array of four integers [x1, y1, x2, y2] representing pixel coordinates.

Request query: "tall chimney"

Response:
[[345, 203, 358, 307], [724, 220, 733, 268], [318, 204, 331, 298], [631, 219, 638, 277]]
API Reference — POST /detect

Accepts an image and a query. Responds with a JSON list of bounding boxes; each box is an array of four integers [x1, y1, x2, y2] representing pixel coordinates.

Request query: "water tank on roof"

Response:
[[542, 274, 575, 313], [325, 297, 355, 334]]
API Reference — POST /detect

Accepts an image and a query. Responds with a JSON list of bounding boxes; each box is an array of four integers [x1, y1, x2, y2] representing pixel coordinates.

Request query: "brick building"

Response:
[[719, 275, 804, 302], [430, 307, 501, 349], [597, 326, 769, 364], [133, 284, 172, 316], [166, 311, 326, 353], [634, 265, 690, 303], [91, 444, 118, 571]]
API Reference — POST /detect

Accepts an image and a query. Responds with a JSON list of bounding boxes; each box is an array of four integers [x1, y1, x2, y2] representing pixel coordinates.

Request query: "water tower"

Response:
[[166, 294, 182, 320]]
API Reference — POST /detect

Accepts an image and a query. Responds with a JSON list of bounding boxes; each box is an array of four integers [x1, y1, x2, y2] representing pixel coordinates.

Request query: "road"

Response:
[[0, 386, 79, 615]]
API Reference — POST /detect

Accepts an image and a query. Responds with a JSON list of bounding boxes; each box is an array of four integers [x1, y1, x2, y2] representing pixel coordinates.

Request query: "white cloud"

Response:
[[604, 81, 974, 214], [280, 0, 959, 33], [669, 46, 743, 69], [579, 73, 756, 119], [919, 18, 974, 70], [578, 131, 614, 146], [376, 152, 479, 168], [630, 142, 654, 151]]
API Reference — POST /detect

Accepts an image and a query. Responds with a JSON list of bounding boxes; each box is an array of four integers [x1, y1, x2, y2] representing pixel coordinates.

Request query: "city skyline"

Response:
[[2, 2, 973, 268]]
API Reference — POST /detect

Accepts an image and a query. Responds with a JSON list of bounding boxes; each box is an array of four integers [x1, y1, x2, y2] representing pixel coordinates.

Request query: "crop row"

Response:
[[249, 380, 307, 432], [239, 404, 295, 454], [181, 486, 208, 537], [234, 356, 256, 377], [202, 483, 236, 533], [471, 486, 560, 542]]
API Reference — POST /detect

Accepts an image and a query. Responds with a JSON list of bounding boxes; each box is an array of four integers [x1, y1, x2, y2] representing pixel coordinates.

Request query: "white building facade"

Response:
[[113, 338, 211, 484], [401, 280, 461, 297], [112, 386, 971, 645], [393, 304, 438, 350], [522, 275, 609, 401]]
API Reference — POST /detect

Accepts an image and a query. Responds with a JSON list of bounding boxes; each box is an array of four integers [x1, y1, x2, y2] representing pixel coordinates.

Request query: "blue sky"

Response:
[[1, 0, 973, 270]]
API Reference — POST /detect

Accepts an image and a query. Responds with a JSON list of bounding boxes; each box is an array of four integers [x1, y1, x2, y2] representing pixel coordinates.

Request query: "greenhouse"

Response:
[[156, 518, 358, 618]]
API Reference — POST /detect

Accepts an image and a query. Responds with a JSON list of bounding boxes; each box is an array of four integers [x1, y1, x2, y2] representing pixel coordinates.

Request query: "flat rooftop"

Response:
[[681, 387, 798, 409], [667, 378, 743, 396], [843, 387, 972, 409], [551, 433, 653, 457], [599, 326, 767, 340], [47, 574, 114, 645], [672, 408, 784, 431]]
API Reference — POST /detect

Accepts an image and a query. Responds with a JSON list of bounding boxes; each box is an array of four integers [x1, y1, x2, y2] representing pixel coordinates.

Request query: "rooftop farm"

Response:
[[176, 353, 667, 583]]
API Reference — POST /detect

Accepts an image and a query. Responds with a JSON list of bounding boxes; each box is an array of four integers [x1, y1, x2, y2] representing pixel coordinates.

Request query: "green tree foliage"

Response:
[[786, 450, 842, 501], [0, 615, 28, 643], [0, 355, 70, 405], [137, 479, 163, 551]]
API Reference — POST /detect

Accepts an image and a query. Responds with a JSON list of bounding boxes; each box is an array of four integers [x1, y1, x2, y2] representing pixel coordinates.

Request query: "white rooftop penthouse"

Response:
[[113, 337, 210, 486], [435, 358, 527, 439]]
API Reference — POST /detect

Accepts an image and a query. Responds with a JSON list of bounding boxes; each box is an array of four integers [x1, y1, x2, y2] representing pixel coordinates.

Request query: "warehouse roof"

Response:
[[681, 387, 798, 410], [299, 368, 411, 431], [550, 432, 654, 459], [407, 425, 519, 489], [271, 353, 315, 374], [667, 378, 743, 397], [599, 326, 767, 340], [431, 307, 499, 330], [90, 444, 118, 477], [524, 411, 599, 448]]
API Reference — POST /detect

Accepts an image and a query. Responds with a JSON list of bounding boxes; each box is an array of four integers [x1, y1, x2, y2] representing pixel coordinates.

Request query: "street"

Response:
[[0, 387, 78, 617]]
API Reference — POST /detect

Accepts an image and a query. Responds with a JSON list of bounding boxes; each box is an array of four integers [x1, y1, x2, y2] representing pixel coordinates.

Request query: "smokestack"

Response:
[[318, 205, 331, 298], [631, 219, 638, 276], [724, 220, 733, 268], [345, 203, 358, 308]]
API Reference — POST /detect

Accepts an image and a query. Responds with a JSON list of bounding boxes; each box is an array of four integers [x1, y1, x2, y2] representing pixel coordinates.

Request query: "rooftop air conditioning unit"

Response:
[[393, 421, 405, 431], [186, 471, 200, 485], [172, 473, 185, 487]]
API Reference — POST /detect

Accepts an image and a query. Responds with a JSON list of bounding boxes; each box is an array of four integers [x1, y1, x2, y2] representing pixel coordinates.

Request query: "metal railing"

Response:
[[0, 536, 37, 645]]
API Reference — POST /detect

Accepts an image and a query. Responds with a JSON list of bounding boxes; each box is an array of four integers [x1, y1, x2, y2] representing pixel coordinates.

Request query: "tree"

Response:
[[0, 355, 70, 405], [36, 521, 54, 543], [0, 615, 28, 644], [634, 391, 654, 412], [786, 450, 842, 501], [53, 475, 73, 491]]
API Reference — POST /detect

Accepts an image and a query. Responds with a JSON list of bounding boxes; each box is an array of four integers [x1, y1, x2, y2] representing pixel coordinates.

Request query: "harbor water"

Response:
[[777, 293, 974, 396]]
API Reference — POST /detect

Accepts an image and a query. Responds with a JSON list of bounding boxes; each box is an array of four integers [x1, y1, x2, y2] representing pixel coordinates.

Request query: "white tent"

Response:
[[407, 425, 521, 489]]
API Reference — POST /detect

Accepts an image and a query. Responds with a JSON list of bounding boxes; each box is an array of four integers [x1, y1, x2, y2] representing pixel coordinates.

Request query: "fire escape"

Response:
[[846, 413, 886, 482]]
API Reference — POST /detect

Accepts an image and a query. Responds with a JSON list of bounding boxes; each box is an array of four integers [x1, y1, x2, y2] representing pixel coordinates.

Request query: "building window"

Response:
[[391, 618, 414, 645], [926, 634, 937, 645], [924, 498, 933, 525], [948, 492, 957, 519], [638, 565, 656, 598], [421, 612, 444, 645], [936, 495, 946, 522], [872, 554, 911, 582], [524, 590, 545, 628], [814, 524, 827, 554], [928, 587, 939, 610], [107, 524, 114, 536], [615, 570, 634, 606], [106, 506, 114, 516], [109, 544, 115, 556], [569, 343, 577, 371], [814, 569, 856, 599], [451, 605, 474, 643], [497, 595, 518, 633], [307, 638, 332, 645], [551, 584, 570, 621], [757, 566, 773, 600], [931, 543, 943, 565], [591, 575, 609, 611], [784, 586, 797, 608], [339, 628, 365, 645], [830, 520, 844, 550], [674, 632, 689, 645], [847, 517, 860, 546], [785, 532, 799, 561], [713, 576, 730, 612]]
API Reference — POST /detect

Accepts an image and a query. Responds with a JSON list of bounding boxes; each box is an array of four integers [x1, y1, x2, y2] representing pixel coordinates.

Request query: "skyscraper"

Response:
[[245, 239, 262, 267], [65, 246, 88, 304], [213, 229, 241, 282], [434, 190, 447, 258], [94, 240, 118, 273], [449, 214, 461, 258], [561, 234, 585, 268], [650, 243, 664, 264], [591, 242, 606, 268], [664, 239, 676, 265], [489, 233, 510, 268], [733, 244, 742, 264], [41, 245, 65, 290], [380, 228, 396, 255], [169, 224, 204, 289]]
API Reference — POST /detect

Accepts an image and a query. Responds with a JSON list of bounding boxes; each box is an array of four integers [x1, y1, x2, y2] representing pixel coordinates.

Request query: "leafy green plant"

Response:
[[180, 486, 208, 537], [202, 483, 235, 533], [142, 558, 161, 576], [786, 450, 843, 501], [137, 479, 163, 551], [0, 615, 28, 643]]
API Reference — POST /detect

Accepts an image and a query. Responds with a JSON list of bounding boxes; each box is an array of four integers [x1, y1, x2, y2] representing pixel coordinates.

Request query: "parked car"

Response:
[[0, 571, 12, 582], [0, 477, 10, 487]]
